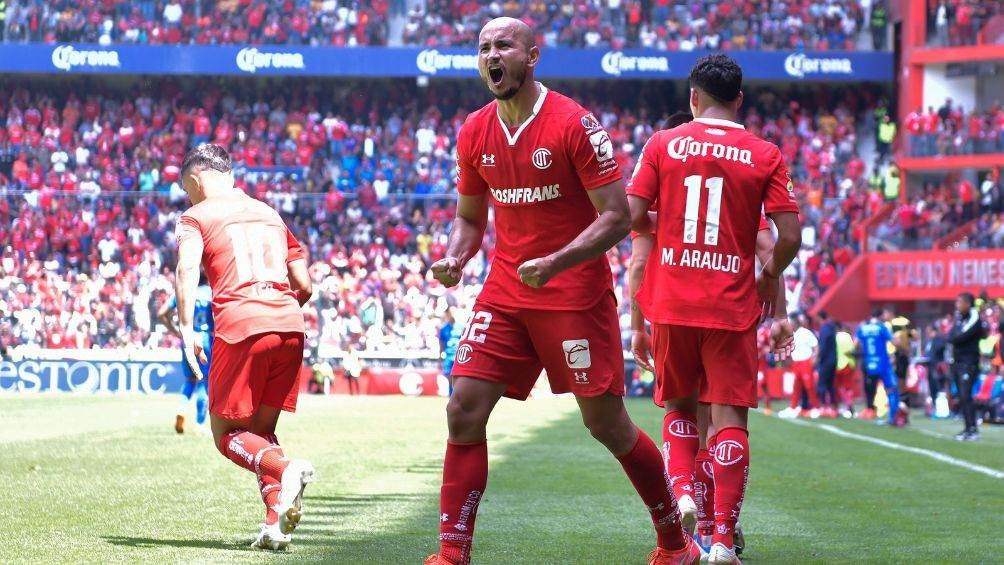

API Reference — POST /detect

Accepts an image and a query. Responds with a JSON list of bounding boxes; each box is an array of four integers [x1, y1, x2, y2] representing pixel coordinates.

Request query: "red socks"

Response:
[[616, 429, 688, 551], [711, 427, 749, 548], [662, 410, 699, 502], [218, 429, 288, 480], [694, 447, 715, 537], [439, 441, 488, 565]]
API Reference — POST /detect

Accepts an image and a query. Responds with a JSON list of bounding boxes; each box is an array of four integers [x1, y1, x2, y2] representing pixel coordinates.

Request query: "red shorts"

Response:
[[209, 332, 305, 420], [451, 293, 624, 400], [651, 323, 758, 408]]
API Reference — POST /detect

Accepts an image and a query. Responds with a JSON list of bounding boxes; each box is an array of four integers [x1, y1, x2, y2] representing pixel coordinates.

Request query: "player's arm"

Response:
[[629, 232, 655, 371], [758, 151, 801, 318], [756, 226, 795, 359], [518, 179, 630, 288], [432, 192, 488, 287], [288, 259, 312, 307], [284, 227, 312, 306], [175, 218, 208, 379], [157, 298, 182, 339]]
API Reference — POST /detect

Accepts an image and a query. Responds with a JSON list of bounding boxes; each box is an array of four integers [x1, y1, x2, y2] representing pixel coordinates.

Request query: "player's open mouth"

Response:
[[488, 66, 504, 86]]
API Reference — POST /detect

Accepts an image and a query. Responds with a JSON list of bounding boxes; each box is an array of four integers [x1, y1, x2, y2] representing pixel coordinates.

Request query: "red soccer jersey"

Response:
[[456, 86, 621, 310], [176, 193, 306, 343], [627, 117, 799, 331]]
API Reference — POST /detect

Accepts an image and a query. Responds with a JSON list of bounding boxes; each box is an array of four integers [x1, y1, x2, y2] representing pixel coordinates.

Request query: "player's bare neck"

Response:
[[201, 184, 242, 201], [497, 81, 542, 129], [696, 106, 739, 124]]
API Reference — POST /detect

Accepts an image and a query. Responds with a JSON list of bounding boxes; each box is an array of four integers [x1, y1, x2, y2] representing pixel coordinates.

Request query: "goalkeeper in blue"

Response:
[[159, 277, 214, 433], [855, 308, 903, 426]]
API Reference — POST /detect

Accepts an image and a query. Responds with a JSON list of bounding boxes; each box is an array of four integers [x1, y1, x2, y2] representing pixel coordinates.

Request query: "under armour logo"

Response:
[[574, 371, 589, 383], [481, 153, 496, 166], [441, 513, 449, 522]]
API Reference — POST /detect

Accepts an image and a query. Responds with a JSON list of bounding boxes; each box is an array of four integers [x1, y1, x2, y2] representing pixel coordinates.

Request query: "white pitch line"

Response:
[[784, 419, 1004, 480]]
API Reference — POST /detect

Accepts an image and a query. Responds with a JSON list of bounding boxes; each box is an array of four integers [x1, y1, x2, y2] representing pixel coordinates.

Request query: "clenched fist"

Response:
[[517, 256, 556, 288], [430, 257, 462, 287]]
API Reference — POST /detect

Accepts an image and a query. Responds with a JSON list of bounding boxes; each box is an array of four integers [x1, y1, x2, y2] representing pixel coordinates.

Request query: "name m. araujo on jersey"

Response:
[[490, 184, 562, 205], [667, 135, 753, 166], [660, 247, 742, 274]]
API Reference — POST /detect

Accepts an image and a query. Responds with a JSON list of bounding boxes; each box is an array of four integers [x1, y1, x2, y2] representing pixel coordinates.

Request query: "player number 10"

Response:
[[683, 174, 723, 246]]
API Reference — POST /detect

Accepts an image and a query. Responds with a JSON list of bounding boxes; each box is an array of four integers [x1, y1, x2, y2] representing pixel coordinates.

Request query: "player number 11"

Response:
[[226, 224, 285, 283], [683, 174, 723, 246]]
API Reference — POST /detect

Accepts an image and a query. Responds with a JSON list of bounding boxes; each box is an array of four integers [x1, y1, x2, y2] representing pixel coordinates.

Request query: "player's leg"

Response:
[[175, 373, 196, 433], [531, 300, 700, 562], [882, 368, 900, 426], [431, 302, 537, 565], [699, 326, 757, 564], [663, 396, 700, 534], [576, 393, 696, 558], [194, 379, 209, 428], [693, 403, 715, 549], [862, 372, 878, 419]]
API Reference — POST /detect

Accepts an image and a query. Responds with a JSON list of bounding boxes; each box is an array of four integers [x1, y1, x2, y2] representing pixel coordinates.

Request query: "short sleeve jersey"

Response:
[[856, 321, 893, 374], [176, 193, 306, 343], [626, 117, 799, 331], [455, 85, 621, 310]]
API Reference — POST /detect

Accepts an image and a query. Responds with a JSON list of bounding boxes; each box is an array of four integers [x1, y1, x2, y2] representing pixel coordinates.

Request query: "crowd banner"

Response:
[[868, 250, 1004, 301], [0, 349, 186, 394], [0, 44, 893, 81]]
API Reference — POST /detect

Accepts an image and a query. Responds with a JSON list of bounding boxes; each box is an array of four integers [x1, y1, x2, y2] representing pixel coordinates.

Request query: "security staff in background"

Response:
[[948, 292, 988, 441]]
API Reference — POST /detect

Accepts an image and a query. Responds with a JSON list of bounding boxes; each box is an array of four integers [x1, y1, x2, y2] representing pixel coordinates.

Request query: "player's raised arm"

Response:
[[517, 178, 630, 289], [175, 217, 208, 379]]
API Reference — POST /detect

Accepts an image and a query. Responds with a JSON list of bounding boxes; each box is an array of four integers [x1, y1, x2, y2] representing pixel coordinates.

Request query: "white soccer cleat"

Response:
[[707, 542, 741, 564], [275, 459, 316, 535], [252, 522, 291, 551], [776, 406, 800, 419], [678, 494, 698, 535]]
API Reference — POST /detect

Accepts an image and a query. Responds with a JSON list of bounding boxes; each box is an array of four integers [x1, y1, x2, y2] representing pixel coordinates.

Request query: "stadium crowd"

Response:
[[927, 0, 1003, 47], [0, 0, 393, 46], [0, 77, 991, 358], [403, 0, 883, 50], [903, 101, 1004, 158], [0, 0, 891, 51]]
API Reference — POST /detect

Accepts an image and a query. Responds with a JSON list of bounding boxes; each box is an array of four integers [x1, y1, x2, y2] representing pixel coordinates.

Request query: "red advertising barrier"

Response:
[[299, 366, 444, 396], [868, 250, 1004, 301]]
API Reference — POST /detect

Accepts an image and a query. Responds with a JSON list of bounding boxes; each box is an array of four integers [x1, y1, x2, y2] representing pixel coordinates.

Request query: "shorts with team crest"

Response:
[[451, 292, 624, 400]]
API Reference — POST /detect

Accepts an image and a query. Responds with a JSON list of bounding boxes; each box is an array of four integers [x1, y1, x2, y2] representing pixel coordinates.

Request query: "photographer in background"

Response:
[[948, 293, 988, 441]]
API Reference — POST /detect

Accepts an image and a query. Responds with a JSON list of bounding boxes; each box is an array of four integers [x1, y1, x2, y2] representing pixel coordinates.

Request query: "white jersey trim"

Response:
[[496, 83, 548, 146], [694, 117, 746, 130]]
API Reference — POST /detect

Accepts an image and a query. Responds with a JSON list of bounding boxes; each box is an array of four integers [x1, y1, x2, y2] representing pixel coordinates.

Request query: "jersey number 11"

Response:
[[683, 174, 723, 246]]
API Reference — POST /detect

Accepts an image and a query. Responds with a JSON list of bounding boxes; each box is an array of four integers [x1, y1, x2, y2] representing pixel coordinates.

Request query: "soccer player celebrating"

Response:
[[627, 54, 801, 564], [427, 17, 702, 565], [158, 275, 213, 434], [175, 144, 316, 550]]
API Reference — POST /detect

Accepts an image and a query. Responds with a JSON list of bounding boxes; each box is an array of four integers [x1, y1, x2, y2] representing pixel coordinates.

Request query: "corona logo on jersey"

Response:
[[600, 51, 670, 77], [667, 419, 699, 438], [666, 135, 753, 166], [489, 184, 562, 205], [783, 53, 853, 78], [236, 48, 306, 73], [714, 439, 746, 466], [416, 49, 478, 75], [51, 45, 121, 72]]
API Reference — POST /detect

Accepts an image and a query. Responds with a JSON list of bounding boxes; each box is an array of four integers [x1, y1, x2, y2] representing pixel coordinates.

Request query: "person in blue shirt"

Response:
[[159, 278, 214, 434], [855, 308, 901, 425]]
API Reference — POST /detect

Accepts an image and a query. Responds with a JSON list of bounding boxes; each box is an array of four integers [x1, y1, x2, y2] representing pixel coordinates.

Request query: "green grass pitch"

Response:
[[2, 394, 1001, 564]]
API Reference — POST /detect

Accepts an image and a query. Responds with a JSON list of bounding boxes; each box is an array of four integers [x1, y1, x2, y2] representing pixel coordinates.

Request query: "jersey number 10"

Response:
[[683, 174, 724, 246], [226, 224, 286, 283]]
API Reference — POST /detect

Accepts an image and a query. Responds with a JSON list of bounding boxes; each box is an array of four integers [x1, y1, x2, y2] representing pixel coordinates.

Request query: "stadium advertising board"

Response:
[[869, 250, 1004, 300], [0, 44, 892, 81], [0, 350, 186, 394]]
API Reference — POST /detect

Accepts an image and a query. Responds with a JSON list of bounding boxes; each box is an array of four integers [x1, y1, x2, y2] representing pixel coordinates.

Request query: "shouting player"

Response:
[[627, 54, 801, 565], [175, 144, 316, 550], [427, 17, 703, 565], [629, 113, 794, 555], [158, 274, 213, 434]]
